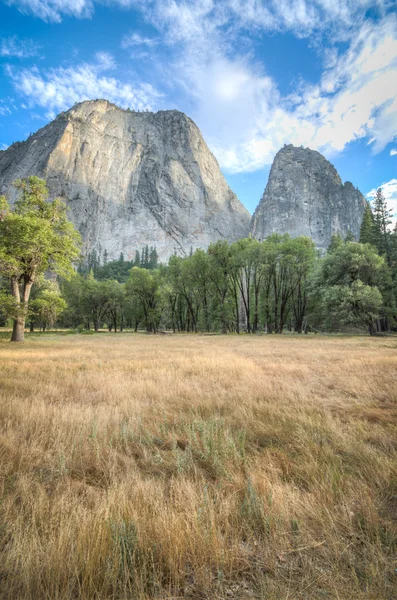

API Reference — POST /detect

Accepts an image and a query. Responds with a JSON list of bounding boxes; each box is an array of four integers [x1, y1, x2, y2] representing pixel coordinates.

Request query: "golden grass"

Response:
[[0, 333, 396, 599]]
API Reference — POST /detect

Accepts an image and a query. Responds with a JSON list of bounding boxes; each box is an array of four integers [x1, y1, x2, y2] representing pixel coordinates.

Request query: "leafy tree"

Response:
[[83, 273, 111, 331], [323, 281, 383, 334], [30, 286, 67, 331], [125, 267, 161, 332], [0, 177, 81, 342], [207, 241, 235, 333], [314, 241, 387, 334], [104, 280, 125, 332]]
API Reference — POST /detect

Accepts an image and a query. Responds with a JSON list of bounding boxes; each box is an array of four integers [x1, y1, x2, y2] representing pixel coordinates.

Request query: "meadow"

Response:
[[0, 333, 396, 599]]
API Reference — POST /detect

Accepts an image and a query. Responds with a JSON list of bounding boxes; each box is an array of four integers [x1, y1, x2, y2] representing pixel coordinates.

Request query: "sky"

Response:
[[0, 0, 396, 222]]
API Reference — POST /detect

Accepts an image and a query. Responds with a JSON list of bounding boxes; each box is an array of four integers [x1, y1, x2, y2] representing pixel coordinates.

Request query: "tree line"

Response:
[[0, 177, 396, 341]]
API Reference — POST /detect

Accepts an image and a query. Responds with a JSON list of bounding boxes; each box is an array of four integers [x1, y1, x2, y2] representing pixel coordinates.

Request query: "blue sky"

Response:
[[0, 0, 396, 221]]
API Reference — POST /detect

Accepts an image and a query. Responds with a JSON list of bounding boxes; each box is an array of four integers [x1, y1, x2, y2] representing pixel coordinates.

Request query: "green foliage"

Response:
[[359, 203, 377, 246], [29, 285, 67, 331], [0, 177, 81, 341], [312, 241, 393, 333], [78, 245, 159, 282], [322, 281, 383, 331], [372, 188, 392, 262], [320, 241, 384, 287], [2, 181, 395, 337], [125, 267, 161, 332], [57, 233, 396, 335]]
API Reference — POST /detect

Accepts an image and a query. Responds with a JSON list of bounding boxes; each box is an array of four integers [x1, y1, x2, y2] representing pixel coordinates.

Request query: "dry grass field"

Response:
[[0, 333, 396, 599]]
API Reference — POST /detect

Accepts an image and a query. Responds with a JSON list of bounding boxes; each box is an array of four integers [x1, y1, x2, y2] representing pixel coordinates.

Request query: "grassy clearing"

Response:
[[0, 333, 396, 599]]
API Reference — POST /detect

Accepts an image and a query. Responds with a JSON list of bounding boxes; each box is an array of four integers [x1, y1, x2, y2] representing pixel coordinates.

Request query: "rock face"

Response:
[[0, 100, 250, 261], [251, 144, 367, 248]]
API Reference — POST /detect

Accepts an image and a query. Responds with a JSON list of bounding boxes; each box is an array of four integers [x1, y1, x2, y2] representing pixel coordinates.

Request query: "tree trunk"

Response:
[[10, 276, 34, 343], [234, 289, 240, 334], [11, 318, 25, 342]]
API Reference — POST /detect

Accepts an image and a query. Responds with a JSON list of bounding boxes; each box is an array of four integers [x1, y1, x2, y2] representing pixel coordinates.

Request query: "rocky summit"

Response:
[[0, 100, 250, 261], [250, 144, 367, 248]]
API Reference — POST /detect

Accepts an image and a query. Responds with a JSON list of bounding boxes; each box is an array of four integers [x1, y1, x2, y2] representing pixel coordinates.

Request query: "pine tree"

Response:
[[327, 233, 343, 253], [390, 222, 397, 277], [359, 203, 376, 246], [149, 246, 158, 269], [372, 188, 392, 263], [345, 230, 355, 242]]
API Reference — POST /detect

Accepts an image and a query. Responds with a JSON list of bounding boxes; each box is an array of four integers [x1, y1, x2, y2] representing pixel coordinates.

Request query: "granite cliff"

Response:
[[0, 100, 250, 261], [251, 144, 367, 248]]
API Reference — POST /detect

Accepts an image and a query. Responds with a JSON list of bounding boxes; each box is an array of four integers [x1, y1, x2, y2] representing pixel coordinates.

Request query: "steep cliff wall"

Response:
[[0, 100, 250, 261], [251, 144, 367, 248]]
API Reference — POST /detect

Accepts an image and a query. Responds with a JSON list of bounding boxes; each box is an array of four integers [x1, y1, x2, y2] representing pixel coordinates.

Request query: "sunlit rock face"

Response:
[[0, 99, 250, 261], [251, 144, 367, 248]]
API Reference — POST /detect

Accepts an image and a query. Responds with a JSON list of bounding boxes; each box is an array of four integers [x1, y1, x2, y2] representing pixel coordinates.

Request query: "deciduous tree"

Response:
[[0, 177, 81, 342]]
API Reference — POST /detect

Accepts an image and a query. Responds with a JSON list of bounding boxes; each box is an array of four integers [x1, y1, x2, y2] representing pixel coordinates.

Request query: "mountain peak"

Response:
[[0, 100, 250, 261], [251, 144, 366, 248]]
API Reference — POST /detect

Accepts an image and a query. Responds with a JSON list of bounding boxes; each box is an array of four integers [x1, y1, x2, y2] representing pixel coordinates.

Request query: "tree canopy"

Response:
[[0, 177, 81, 341]]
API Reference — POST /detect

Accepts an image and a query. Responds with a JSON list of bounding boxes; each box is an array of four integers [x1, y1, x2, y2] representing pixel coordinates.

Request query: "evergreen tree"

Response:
[[149, 247, 158, 269], [344, 230, 355, 242], [327, 233, 343, 253], [359, 203, 376, 246], [372, 188, 392, 263]]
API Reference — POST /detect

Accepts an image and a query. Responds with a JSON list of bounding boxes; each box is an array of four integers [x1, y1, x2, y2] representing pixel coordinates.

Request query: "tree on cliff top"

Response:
[[0, 177, 81, 342]]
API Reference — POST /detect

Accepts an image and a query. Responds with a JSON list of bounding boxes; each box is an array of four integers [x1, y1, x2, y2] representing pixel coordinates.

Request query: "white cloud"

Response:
[[0, 36, 41, 58], [139, 2, 397, 172], [367, 178, 397, 227], [7, 0, 391, 36], [5, 0, 94, 23], [4, 0, 397, 176], [94, 51, 116, 70], [0, 101, 12, 116], [0, 143, 9, 150], [121, 33, 158, 48], [390, 148, 397, 156], [227, 0, 393, 40], [7, 54, 162, 119]]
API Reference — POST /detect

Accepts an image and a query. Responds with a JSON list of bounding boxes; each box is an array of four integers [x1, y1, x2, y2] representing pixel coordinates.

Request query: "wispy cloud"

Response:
[[0, 100, 12, 116], [390, 148, 397, 156], [5, 0, 95, 23], [6, 0, 392, 35], [121, 32, 158, 48], [0, 35, 41, 58], [4, 0, 397, 176], [7, 53, 162, 119], [367, 178, 397, 227], [135, 2, 397, 172]]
